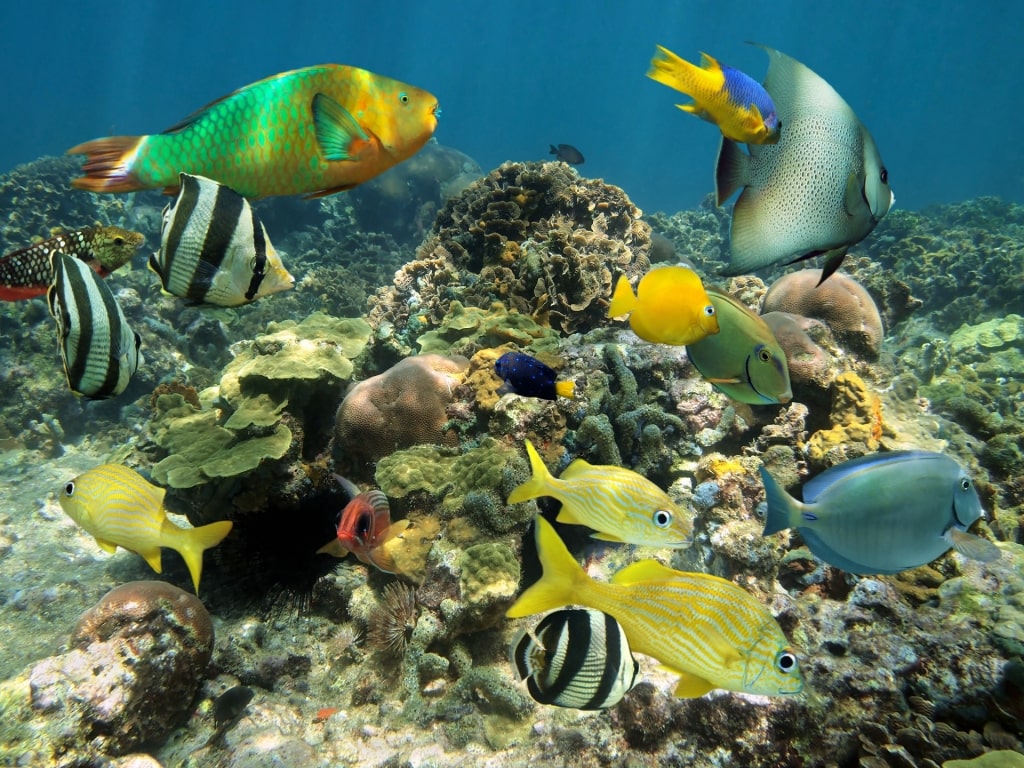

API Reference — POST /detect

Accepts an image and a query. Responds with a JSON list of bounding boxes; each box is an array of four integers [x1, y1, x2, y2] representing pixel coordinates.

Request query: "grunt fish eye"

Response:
[[64, 481, 75, 496], [880, 168, 889, 184], [775, 650, 797, 673], [653, 509, 672, 528]]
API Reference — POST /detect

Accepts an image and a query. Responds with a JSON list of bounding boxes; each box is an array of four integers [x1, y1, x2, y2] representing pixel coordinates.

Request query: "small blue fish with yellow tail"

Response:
[[760, 451, 1001, 574], [495, 351, 575, 401], [507, 517, 804, 698], [686, 286, 791, 405], [58, 464, 233, 593], [647, 45, 780, 145], [508, 440, 692, 548], [607, 266, 719, 346]]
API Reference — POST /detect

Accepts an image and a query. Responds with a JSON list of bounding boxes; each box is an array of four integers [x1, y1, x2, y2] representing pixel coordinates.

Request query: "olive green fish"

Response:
[[686, 286, 791, 404], [508, 440, 692, 547], [507, 517, 804, 698], [69, 65, 438, 199], [715, 45, 894, 283]]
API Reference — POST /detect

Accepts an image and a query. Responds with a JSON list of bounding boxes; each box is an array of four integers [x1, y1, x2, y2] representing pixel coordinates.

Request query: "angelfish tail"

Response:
[[68, 136, 149, 193]]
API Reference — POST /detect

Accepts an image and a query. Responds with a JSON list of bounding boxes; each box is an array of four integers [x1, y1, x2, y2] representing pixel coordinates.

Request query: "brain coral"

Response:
[[761, 270, 884, 359], [334, 353, 470, 462], [761, 311, 836, 391], [367, 160, 651, 357]]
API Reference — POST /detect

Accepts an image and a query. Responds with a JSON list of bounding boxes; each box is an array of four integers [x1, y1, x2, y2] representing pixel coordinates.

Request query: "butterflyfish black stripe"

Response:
[[586, 611, 625, 710], [194, 181, 247, 302], [244, 211, 268, 301], [537, 609, 594, 706], [161, 173, 201, 290]]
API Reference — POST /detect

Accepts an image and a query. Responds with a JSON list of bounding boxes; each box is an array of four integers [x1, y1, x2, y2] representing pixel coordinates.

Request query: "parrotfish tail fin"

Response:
[[945, 529, 1001, 564], [166, 520, 233, 593], [607, 275, 637, 319], [715, 138, 750, 206], [507, 440, 555, 505], [555, 380, 576, 399], [758, 466, 803, 536], [506, 516, 585, 618], [67, 136, 148, 193]]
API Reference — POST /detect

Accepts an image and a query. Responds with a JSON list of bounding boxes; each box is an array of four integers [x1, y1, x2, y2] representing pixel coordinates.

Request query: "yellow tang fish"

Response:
[[507, 517, 804, 698], [68, 64, 438, 199], [607, 266, 719, 346], [58, 464, 233, 593], [507, 440, 692, 548]]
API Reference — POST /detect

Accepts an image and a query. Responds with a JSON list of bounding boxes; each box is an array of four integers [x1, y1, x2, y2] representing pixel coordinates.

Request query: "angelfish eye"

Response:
[[64, 481, 75, 496], [880, 168, 889, 184], [398, 91, 409, 104], [653, 509, 672, 529], [775, 650, 797, 674]]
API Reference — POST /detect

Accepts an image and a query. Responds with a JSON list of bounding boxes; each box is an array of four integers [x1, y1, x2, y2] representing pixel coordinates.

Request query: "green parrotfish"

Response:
[[68, 65, 439, 199]]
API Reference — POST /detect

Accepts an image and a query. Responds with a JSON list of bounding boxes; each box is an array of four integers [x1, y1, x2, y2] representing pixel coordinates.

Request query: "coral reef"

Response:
[[805, 372, 890, 467]]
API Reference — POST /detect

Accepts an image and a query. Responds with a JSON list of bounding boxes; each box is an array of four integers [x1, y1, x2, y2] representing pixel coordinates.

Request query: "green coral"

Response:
[[416, 300, 559, 357], [943, 752, 1024, 768], [458, 542, 520, 606]]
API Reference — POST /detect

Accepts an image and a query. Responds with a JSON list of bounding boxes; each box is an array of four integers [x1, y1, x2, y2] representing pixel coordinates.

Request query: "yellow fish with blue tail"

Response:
[[58, 464, 233, 593], [648, 46, 780, 145], [508, 440, 692, 548], [607, 266, 719, 346], [507, 517, 804, 698], [686, 286, 791, 405]]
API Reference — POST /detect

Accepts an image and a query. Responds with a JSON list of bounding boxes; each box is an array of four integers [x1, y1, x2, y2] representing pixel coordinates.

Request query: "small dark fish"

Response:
[[510, 608, 639, 710], [549, 143, 584, 164], [47, 252, 143, 399], [205, 685, 254, 747], [495, 351, 575, 401]]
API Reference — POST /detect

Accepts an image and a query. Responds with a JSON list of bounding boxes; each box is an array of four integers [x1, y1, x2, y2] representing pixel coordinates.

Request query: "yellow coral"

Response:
[[805, 372, 887, 464]]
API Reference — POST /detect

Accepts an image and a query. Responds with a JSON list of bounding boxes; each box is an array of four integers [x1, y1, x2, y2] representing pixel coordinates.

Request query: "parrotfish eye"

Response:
[[398, 91, 409, 105], [757, 346, 772, 363], [703, 305, 715, 317], [775, 650, 797, 674], [880, 168, 889, 184], [64, 481, 75, 496], [652, 509, 672, 529]]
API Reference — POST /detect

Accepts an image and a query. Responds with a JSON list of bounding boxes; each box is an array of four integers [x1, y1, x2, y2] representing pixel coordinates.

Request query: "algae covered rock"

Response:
[[804, 372, 888, 467], [452, 541, 520, 630], [949, 314, 1024, 356]]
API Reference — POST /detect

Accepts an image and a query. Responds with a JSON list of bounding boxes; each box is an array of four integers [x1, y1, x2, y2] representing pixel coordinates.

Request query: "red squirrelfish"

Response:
[[68, 65, 439, 199], [0, 226, 143, 301], [316, 475, 410, 573]]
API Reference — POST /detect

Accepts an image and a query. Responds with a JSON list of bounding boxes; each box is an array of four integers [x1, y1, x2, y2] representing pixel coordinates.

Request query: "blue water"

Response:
[[1, 1, 1021, 213]]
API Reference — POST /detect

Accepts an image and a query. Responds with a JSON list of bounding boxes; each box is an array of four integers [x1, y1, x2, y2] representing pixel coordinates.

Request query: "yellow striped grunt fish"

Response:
[[507, 517, 804, 698], [58, 464, 233, 593], [68, 65, 438, 199], [507, 440, 692, 547]]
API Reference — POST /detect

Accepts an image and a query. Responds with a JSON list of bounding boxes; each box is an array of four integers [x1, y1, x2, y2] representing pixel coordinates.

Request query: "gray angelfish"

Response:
[[716, 45, 894, 284], [761, 451, 1000, 574]]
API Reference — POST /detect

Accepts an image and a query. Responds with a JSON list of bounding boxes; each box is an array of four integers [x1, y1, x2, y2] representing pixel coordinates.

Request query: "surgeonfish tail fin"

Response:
[[67, 136, 148, 193], [165, 519, 233, 593], [758, 466, 802, 536], [607, 275, 637, 318], [714, 138, 750, 206], [945, 528, 1002, 564], [507, 440, 555, 504], [506, 516, 584, 618], [555, 380, 576, 399]]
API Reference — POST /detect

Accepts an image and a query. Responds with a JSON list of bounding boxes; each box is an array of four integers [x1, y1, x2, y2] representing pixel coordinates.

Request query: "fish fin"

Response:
[[698, 52, 720, 72], [303, 183, 359, 199], [714, 138, 750, 206], [842, 172, 863, 217], [610, 559, 679, 586], [555, 380, 576, 399], [589, 531, 626, 543], [380, 519, 411, 545], [67, 136, 148, 193], [138, 547, 164, 575], [703, 376, 742, 385], [507, 440, 555, 504], [506, 517, 586, 618], [312, 93, 372, 162], [94, 537, 119, 555], [164, 519, 233, 593], [365, 545, 400, 574], [147, 252, 166, 282], [559, 458, 595, 479], [555, 507, 584, 526], [672, 670, 716, 699], [798, 526, 875, 574], [814, 248, 848, 286], [758, 466, 805, 535], [945, 529, 1001, 563], [333, 474, 362, 501], [316, 538, 351, 558], [607, 275, 636, 319]]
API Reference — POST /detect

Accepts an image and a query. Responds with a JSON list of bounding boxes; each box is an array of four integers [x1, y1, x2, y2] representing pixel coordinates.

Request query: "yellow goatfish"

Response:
[[58, 464, 233, 593], [508, 440, 692, 548], [507, 517, 804, 698]]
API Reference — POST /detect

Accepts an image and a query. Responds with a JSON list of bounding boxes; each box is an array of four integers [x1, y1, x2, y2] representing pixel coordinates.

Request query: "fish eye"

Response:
[[398, 91, 409, 104], [113, 236, 125, 246], [64, 481, 75, 496], [775, 650, 797, 674], [653, 509, 672, 528], [960, 478, 971, 491], [758, 347, 772, 363], [880, 168, 889, 184], [704, 305, 715, 317]]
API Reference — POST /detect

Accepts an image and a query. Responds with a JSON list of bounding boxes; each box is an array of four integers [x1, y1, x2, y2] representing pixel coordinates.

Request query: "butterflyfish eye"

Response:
[[758, 347, 772, 363], [704, 305, 715, 317], [960, 478, 971, 491], [880, 168, 889, 184], [398, 91, 409, 104], [775, 650, 797, 673], [64, 481, 75, 496], [653, 509, 672, 528]]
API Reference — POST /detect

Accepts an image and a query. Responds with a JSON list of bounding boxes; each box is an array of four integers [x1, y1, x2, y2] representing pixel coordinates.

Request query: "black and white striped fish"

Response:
[[47, 252, 142, 399], [510, 607, 639, 710], [150, 173, 293, 307]]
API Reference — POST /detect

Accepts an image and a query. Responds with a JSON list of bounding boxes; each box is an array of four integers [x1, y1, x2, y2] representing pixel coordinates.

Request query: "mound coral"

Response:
[[762, 269, 884, 359], [804, 372, 889, 467], [761, 311, 837, 394], [334, 353, 470, 463]]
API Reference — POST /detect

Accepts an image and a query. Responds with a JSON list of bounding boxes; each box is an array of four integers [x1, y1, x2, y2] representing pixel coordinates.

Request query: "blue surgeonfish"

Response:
[[47, 251, 143, 399], [150, 173, 293, 307], [760, 451, 1001, 574], [715, 45, 894, 284], [686, 286, 791, 405]]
